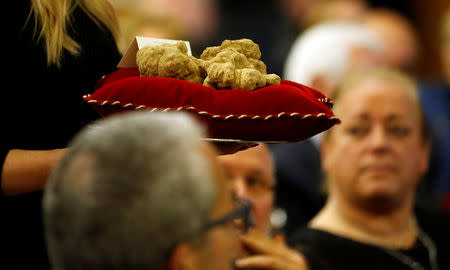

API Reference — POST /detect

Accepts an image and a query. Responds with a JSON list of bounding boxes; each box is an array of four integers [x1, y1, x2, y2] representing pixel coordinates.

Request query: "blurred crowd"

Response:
[[109, 0, 449, 232], [3, 0, 450, 269]]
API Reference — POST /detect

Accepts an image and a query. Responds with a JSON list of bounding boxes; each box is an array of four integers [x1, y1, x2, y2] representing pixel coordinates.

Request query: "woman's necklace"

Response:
[[319, 206, 440, 270], [377, 228, 439, 270]]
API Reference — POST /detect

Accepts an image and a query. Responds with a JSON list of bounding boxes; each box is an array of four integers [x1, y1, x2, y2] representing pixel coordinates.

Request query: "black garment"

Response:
[[269, 140, 325, 237], [2, 1, 121, 269], [288, 207, 450, 270]]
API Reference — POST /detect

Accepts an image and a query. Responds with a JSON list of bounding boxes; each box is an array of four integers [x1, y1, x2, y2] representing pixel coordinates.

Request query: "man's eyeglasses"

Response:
[[235, 177, 276, 198], [202, 199, 254, 233]]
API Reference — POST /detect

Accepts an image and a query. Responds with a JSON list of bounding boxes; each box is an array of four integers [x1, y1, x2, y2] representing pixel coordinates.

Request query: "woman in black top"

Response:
[[287, 68, 450, 270], [1, 1, 121, 269], [289, 206, 450, 270]]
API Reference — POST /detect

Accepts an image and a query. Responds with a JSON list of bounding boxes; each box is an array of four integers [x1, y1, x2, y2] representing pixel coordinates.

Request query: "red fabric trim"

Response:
[[85, 68, 340, 142]]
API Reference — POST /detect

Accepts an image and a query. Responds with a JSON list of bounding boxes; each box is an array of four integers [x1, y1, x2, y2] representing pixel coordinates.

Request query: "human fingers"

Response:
[[272, 234, 285, 243], [235, 255, 308, 270], [240, 233, 308, 265], [235, 255, 285, 269], [240, 232, 286, 257]]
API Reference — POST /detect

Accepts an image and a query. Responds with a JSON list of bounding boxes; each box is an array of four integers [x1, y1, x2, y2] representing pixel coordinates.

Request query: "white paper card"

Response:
[[117, 36, 192, 68]]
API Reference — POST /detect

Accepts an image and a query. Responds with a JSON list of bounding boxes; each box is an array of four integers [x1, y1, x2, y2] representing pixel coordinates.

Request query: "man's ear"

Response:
[[166, 243, 198, 270], [310, 75, 334, 98]]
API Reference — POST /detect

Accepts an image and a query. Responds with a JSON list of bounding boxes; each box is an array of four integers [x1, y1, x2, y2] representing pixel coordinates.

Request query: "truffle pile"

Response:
[[136, 39, 280, 91]]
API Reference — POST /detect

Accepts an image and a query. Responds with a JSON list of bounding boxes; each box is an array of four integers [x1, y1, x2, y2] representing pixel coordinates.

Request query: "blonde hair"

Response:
[[30, 0, 119, 67]]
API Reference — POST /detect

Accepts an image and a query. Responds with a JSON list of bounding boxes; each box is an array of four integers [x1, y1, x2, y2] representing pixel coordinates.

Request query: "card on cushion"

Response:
[[85, 68, 340, 142]]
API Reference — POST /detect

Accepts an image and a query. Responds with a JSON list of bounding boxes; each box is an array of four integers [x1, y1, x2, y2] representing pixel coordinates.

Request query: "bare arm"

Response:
[[1, 148, 67, 196]]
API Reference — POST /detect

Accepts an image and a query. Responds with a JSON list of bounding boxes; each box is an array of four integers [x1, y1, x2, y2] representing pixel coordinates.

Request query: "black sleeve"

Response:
[[293, 244, 334, 270], [0, 145, 11, 199]]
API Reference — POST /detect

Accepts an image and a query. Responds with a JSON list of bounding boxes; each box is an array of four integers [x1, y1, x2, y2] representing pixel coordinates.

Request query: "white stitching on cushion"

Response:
[[83, 94, 337, 121]]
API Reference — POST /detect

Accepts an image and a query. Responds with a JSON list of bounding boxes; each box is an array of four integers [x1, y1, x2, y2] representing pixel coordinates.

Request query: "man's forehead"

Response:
[[219, 146, 274, 172], [219, 145, 271, 162]]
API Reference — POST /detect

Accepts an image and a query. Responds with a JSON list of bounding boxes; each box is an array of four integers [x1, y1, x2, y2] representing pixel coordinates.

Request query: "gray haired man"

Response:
[[43, 111, 251, 270]]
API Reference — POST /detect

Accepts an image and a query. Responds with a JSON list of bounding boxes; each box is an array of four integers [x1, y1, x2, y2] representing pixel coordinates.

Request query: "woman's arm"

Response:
[[1, 148, 67, 196]]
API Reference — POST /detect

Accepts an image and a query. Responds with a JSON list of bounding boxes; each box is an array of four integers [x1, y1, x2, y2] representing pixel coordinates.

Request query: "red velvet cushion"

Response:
[[84, 68, 340, 142]]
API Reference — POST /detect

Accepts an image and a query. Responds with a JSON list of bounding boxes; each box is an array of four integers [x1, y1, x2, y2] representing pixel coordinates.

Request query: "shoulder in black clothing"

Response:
[[288, 208, 450, 270], [415, 205, 450, 270]]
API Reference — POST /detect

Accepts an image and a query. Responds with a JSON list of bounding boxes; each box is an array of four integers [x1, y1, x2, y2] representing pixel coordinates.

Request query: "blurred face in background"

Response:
[[302, 0, 369, 27], [348, 44, 381, 75], [308, 43, 380, 100], [321, 75, 430, 212], [218, 145, 275, 234], [364, 9, 419, 74]]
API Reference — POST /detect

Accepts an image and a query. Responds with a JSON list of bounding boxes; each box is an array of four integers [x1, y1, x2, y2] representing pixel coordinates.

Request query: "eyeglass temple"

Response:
[[203, 199, 254, 232]]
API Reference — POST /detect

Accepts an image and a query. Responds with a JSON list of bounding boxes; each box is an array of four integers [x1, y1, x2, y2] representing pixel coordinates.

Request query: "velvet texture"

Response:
[[84, 68, 340, 142]]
